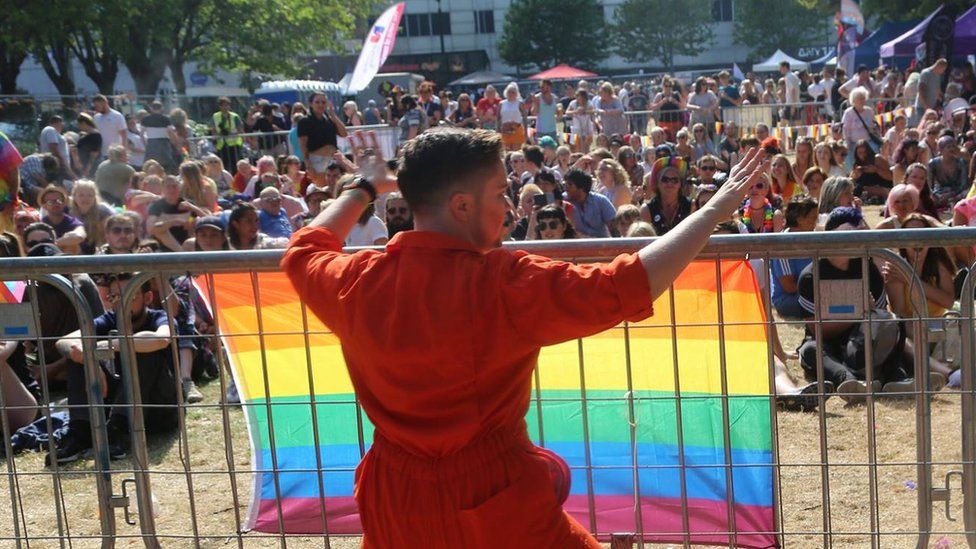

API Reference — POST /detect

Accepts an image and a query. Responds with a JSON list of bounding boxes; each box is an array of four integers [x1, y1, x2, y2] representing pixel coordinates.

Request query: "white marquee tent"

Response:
[[752, 50, 810, 72]]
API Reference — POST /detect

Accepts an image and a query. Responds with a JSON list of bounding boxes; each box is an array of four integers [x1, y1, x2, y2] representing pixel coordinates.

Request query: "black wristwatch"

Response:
[[345, 175, 377, 202]]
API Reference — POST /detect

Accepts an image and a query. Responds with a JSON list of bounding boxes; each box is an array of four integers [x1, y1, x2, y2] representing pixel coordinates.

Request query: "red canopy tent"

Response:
[[528, 64, 598, 80]]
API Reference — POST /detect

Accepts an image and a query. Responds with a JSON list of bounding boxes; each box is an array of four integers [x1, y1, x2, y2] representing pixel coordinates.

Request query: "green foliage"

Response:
[[612, 0, 714, 70], [497, 0, 609, 72], [733, 0, 832, 61]]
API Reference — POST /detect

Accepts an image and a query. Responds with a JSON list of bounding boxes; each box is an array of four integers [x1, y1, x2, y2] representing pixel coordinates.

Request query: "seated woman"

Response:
[[850, 139, 893, 202], [640, 157, 696, 236], [876, 184, 942, 230], [738, 174, 785, 234], [817, 176, 860, 228], [890, 138, 921, 184], [530, 205, 576, 240], [801, 167, 827, 201], [884, 213, 956, 380], [771, 196, 818, 318]]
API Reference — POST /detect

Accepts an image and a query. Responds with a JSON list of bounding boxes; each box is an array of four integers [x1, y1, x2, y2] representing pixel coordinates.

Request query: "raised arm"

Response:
[[637, 148, 767, 300]]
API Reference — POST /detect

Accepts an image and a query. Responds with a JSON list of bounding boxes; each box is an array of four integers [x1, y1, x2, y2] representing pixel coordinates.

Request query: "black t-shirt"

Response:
[[148, 198, 189, 244], [296, 113, 339, 153], [141, 113, 171, 133], [797, 258, 887, 341], [627, 93, 649, 112], [77, 132, 102, 170]]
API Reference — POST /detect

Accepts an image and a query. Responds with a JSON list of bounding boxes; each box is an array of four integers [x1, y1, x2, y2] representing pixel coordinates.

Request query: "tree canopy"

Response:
[[612, 0, 714, 71], [734, 0, 833, 62], [498, 0, 609, 73]]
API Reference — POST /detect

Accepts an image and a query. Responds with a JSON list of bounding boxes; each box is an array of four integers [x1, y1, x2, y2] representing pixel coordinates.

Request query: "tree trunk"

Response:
[[33, 40, 76, 96], [0, 49, 27, 95], [169, 59, 186, 95]]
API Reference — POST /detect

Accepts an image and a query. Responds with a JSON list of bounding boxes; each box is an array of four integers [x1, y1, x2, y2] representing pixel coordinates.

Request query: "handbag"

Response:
[[852, 107, 883, 150]]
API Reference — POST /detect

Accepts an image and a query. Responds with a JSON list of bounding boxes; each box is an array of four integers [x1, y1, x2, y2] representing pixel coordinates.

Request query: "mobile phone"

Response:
[[533, 194, 548, 208]]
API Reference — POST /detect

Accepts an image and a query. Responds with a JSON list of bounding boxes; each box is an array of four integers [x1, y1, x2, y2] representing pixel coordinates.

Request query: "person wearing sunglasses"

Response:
[[640, 157, 696, 236], [384, 192, 413, 238], [98, 213, 143, 255], [282, 127, 770, 548], [37, 185, 85, 254], [532, 204, 575, 240]]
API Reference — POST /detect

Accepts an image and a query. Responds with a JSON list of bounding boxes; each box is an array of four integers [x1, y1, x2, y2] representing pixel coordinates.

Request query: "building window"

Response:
[[404, 12, 451, 37], [712, 0, 733, 22], [474, 10, 495, 34]]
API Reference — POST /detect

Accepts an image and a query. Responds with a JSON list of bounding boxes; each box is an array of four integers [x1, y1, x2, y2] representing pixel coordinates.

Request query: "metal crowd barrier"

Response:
[[0, 228, 976, 547], [188, 124, 399, 162]]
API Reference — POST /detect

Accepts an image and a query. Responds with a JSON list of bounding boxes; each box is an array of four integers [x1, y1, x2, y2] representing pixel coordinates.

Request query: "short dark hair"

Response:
[[780, 61, 790, 69], [784, 196, 819, 228], [23, 222, 56, 241], [540, 79, 553, 87], [396, 128, 504, 215], [94, 272, 151, 293], [563, 168, 593, 194], [48, 114, 63, 125], [93, 94, 108, 103], [825, 206, 864, 231], [522, 145, 544, 168]]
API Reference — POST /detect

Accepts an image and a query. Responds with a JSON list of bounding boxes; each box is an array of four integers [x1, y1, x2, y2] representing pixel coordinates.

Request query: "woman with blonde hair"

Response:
[[499, 82, 526, 151], [69, 179, 115, 255], [169, 108, 192, 161], [179, 161, 210, 207], [342, 101, 363, 126], [769, 154, 799, 202], [792, 138, 814, 181], [595, 158, 633, 208]]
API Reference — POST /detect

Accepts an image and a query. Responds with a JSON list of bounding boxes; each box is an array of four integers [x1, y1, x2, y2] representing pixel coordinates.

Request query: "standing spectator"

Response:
[[839, 65, 878, 100], [716, 71, 742, 108], [397, 96, 426, 146], [37, 185, 85, 253], [363, 99, 383, 125], [344, 198, 388, 246], [451, 94, 480, 129], [211, 97, 245, 176], [841, 88, 879, 160], [298, 92, 348, 185], [141, 101, 177, 173], [882, 114, 908, 164], [92, 95, 127, 158], [417, 82, 443, 124], [384, 191, 413, 238], [94, 145, 136, 206], [476, 85, 501, 131], [595, 82, 627, 137], [125, 115, 145, 169], [915, 59, 948, 115], [688, 77, 719, 133], [566, 89, 596, 153], [718, 122, 741, 168], [253, 100, 285, 155], [563, 168, 616, 237], [342, 101, 364, 126], [780, 62, 801, 124], [75, 114, 103, 178], [532, 79, 559, 142], [499, 83, 526, 151], [651, 78, 684, 140], [626, 84, 650, 134], [39, 115, 75, 181]]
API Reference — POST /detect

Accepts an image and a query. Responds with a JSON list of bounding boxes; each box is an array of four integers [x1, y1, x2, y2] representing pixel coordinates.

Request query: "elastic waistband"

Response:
[[370, 422, 533, 482]]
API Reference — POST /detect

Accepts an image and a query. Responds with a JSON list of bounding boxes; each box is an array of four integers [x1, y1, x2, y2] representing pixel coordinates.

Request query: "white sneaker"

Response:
[[838, 379, 879, 404], [182, 379, 204, 404]]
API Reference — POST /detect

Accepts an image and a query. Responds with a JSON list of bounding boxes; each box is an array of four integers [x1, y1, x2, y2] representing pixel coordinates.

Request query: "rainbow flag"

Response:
[[203, 260, 776, 547]]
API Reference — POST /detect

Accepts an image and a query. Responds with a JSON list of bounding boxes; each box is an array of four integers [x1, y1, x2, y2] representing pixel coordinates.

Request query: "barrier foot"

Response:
[[610, 533, 636, 548]]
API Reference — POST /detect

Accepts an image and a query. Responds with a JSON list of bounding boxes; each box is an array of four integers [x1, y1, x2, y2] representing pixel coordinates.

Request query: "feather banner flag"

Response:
[[201, 259, 776, 548]]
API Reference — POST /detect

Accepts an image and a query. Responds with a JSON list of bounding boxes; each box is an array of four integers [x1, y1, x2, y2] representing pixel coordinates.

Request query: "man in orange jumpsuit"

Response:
[[282, 128, 767, 548]]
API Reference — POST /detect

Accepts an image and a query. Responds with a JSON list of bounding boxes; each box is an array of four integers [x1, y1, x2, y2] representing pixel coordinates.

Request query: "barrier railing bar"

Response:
[[202, 272, 246, 549], [247, 272, 288, 547]]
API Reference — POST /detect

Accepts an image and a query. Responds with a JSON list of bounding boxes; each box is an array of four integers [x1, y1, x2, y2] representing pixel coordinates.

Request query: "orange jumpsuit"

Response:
[[283, 227, 653, 548]]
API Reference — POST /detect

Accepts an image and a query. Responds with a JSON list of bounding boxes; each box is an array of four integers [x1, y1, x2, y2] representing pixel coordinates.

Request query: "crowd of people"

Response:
[[0, 55, 974, 465]]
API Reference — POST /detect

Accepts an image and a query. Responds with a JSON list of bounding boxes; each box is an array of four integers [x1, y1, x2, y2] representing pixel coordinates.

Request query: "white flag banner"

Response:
[[347, 3, 405, 93]]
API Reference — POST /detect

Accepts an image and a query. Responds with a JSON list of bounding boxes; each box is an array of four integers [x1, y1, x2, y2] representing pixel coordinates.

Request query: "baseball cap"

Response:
[[538, 136, 558, 150], [194, 215, 225, 232], [305, 184, 330, 199]]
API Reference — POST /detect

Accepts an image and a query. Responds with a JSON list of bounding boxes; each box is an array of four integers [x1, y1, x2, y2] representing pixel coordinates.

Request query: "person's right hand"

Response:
[[705, 147, 768, 217]]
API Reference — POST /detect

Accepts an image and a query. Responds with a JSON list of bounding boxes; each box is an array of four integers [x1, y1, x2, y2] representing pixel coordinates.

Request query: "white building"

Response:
[[385, 0, 751, 75]]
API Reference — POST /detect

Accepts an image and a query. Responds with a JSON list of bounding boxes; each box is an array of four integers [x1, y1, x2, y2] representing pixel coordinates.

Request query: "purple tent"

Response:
[[880, 5, 946, 59], [954, 4, 976, 55]]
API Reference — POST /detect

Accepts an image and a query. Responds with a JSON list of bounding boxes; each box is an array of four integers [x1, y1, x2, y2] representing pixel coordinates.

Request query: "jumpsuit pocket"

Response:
[[457, 459, 560, 547]]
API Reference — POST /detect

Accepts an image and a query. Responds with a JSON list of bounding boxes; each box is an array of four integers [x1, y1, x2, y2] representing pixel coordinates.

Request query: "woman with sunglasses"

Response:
[[531, 205, 576, 240], [691, 123, 716, 159], [450, 93, 480, 129], [739, 174, 785, 234], [640, 157, 695, 235]]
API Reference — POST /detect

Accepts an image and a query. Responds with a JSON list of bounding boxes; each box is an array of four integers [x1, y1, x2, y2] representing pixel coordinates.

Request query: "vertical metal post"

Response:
[[666, 284, 692, 548], [958, 266, 976, 548], [811, 255, 834, 548], [714, 259, 738, 548]]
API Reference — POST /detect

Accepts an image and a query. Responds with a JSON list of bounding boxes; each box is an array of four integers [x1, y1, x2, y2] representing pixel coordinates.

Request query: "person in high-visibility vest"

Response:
[[211, 97, 245, 176]]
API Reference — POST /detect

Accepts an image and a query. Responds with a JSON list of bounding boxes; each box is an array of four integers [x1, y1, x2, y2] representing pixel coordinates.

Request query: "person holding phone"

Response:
[[298, 92, 348, 186]]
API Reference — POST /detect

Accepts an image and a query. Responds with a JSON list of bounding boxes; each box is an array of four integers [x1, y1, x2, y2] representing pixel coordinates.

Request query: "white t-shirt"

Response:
[[499, 99, 522, 125], [127, 129, 145, 167], [94, 108, 127, 156], [39, 125, 69, 166], [346, 215, 388, 246], [783, 71, 801, 104]]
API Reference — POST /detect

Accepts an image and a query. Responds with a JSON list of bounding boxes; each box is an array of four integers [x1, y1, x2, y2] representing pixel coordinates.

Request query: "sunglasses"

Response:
[[265, 197, 281, 203], [44, 197, 65, 205], [538, 219, 561, 231], [26, 238, 54, 248], [387, 206, 408, 215], [660, 176, 681, 184], [754, 182, 766, 189], [109, 226, 135, 235]]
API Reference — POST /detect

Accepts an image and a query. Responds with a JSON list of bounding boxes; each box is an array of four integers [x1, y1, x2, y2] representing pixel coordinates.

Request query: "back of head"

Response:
[[396, 127, 503, 216], [825, 206, 863, 231]]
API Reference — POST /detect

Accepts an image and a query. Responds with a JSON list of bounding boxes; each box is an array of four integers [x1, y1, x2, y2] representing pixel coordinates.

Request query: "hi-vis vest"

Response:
[[212, 111, 243, 149]]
